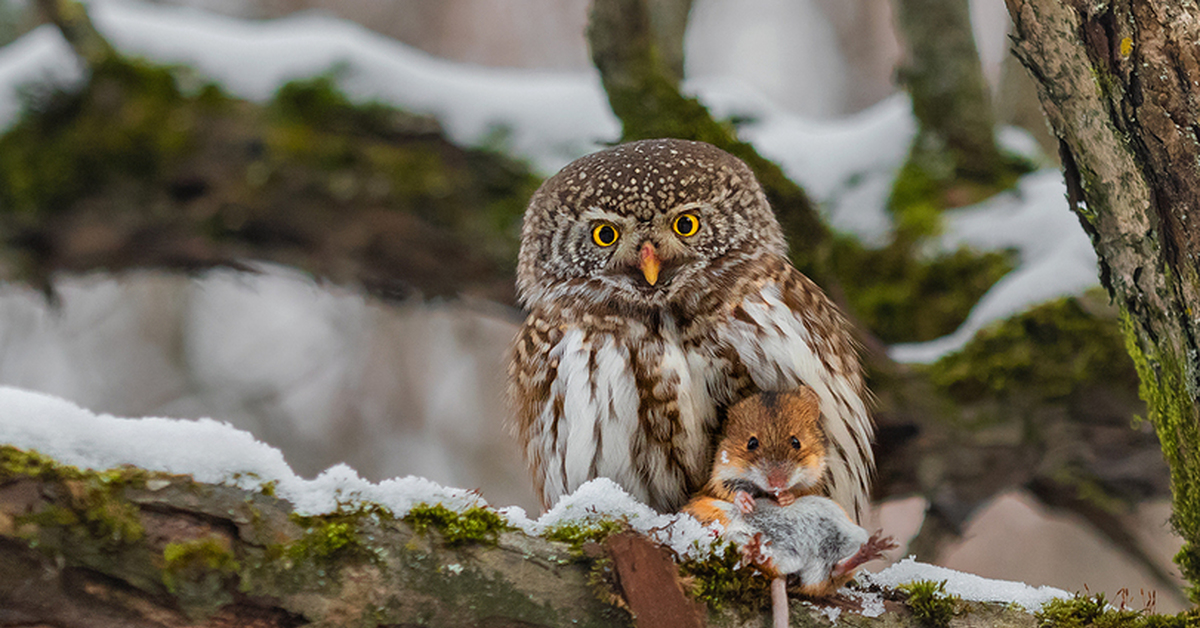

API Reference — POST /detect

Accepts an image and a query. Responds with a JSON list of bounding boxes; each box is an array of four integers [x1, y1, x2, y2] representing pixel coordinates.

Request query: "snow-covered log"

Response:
[[0, 450, 619, 626], [0, 386, 1079, 628]]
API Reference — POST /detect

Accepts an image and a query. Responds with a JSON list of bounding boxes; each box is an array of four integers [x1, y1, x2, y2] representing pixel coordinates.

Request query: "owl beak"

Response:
[[639, 241, 661, 286]]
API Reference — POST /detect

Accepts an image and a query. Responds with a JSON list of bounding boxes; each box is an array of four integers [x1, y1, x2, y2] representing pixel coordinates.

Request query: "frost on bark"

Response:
[[1006, 0, 1200, 601]]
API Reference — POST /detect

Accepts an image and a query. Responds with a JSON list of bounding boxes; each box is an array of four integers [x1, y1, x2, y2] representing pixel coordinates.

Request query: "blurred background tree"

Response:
[[0, 0, 1186, 609]]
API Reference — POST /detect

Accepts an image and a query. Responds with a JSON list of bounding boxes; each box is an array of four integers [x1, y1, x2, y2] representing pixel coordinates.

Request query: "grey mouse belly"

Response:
[[732, 494, 870, 587]]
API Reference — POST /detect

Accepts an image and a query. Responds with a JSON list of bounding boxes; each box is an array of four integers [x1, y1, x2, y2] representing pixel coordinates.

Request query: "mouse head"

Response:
[[713, 387, 829, 501]]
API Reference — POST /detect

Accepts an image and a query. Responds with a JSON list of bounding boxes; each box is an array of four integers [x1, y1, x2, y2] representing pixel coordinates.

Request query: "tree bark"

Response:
[[0, 449, 623, 627], [645, 0, 693, 84], [1006, 0, 1200, 602]]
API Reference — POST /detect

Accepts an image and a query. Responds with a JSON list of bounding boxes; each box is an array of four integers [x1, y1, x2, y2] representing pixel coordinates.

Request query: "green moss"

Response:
[[889, 137, 1035, 236], [1121, 312, 1200, 603], [889, 159, 950, 240], [899, 579, 960, 628], [0, 56, 228, 216], [404, 503, 511, 547], [543, 519, 625, 552], [270, 73, 400, 136], [254, 72, 536, 270], [927, 295, 1136, 402], [0, 55, 537, 294], [1035, 593, 1199, 628], [832, 235, 1015, 343], [284, 507, 396, 563], [161, 535, 239, 593], [289, 518, 358, 560], [1, 445, 146, 547], [1, 446, 71, 480], [677, 542, 769, 612]]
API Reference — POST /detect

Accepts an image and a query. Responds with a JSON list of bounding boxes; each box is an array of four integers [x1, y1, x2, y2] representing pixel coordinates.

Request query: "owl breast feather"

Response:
[[516, 274, 872, 518]]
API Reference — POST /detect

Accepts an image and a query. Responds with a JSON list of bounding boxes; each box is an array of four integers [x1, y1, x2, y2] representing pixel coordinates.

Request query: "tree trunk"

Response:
[[1006, 0, 1200, 602], [893, 0, 1021, 210], [645, 0, 693, 84]]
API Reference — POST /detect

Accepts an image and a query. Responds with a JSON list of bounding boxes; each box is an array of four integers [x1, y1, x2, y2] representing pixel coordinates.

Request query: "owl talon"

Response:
[[741, 532, 776, 572]]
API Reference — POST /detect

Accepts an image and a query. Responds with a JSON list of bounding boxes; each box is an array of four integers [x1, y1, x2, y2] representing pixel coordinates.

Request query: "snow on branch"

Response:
[[0, 385, 1078, 627]]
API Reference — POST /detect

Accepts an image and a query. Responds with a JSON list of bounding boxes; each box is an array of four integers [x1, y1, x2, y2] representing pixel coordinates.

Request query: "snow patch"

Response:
[[867, 556, 1072, 611], [510, 477, 725, 560], [0, 385, 484, 515], [890, 170, 1099, 363], [0, 385, 721, 558]]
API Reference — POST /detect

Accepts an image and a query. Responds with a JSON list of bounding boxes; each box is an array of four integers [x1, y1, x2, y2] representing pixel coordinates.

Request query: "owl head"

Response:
[[516, 139, 786, 314]]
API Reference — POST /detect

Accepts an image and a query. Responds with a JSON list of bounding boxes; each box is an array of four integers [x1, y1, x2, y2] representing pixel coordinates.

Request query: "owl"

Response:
[[508, 138, 873, 521]]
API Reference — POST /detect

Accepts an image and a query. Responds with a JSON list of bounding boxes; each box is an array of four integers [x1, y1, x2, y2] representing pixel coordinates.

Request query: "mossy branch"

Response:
[[36, 0, 116, 67], [0, 444, 1087, 628]]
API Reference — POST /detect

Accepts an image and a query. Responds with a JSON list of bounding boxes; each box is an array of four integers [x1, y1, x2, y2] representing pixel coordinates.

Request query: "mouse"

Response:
[[683, 388, 896, 626]]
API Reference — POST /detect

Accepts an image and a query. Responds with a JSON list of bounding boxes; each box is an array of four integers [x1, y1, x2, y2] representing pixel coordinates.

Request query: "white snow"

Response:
[[0, 385, 486, 515], [0, 384, 721, 557], [0, 26, 84, 133], [88, 0, 619, 174], [890, 171, 1100, 363], [868, 556, 1072, 611], [506, 477, 725, 560]]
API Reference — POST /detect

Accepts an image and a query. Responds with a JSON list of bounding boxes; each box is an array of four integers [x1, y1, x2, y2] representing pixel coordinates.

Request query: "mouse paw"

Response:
[[734, 490, 756, 514], [832, 531, 898, 578], [741, 532, 776, 572]]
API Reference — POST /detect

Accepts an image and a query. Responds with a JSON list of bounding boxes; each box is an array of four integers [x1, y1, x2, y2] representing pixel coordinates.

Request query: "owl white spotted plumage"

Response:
[[508, 138, 874, 521]]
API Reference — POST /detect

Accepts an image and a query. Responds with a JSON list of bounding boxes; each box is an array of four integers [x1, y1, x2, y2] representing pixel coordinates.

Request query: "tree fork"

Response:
[[1006, 0, 1200, 600], [586, 0, 832, 284]]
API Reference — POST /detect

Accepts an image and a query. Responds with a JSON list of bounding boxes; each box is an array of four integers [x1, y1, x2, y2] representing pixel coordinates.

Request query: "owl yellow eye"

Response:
[[592, 222, 620, 247], [673, 213, 700, 237]]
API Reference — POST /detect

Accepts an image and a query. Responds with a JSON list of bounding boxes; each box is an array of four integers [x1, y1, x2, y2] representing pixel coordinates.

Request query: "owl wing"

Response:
[[717, 263, 874, 522]]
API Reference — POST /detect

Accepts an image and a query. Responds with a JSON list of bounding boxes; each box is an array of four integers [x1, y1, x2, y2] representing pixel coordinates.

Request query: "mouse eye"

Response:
[[747, 436, 759, 451], [790, 436, 801, 450]]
